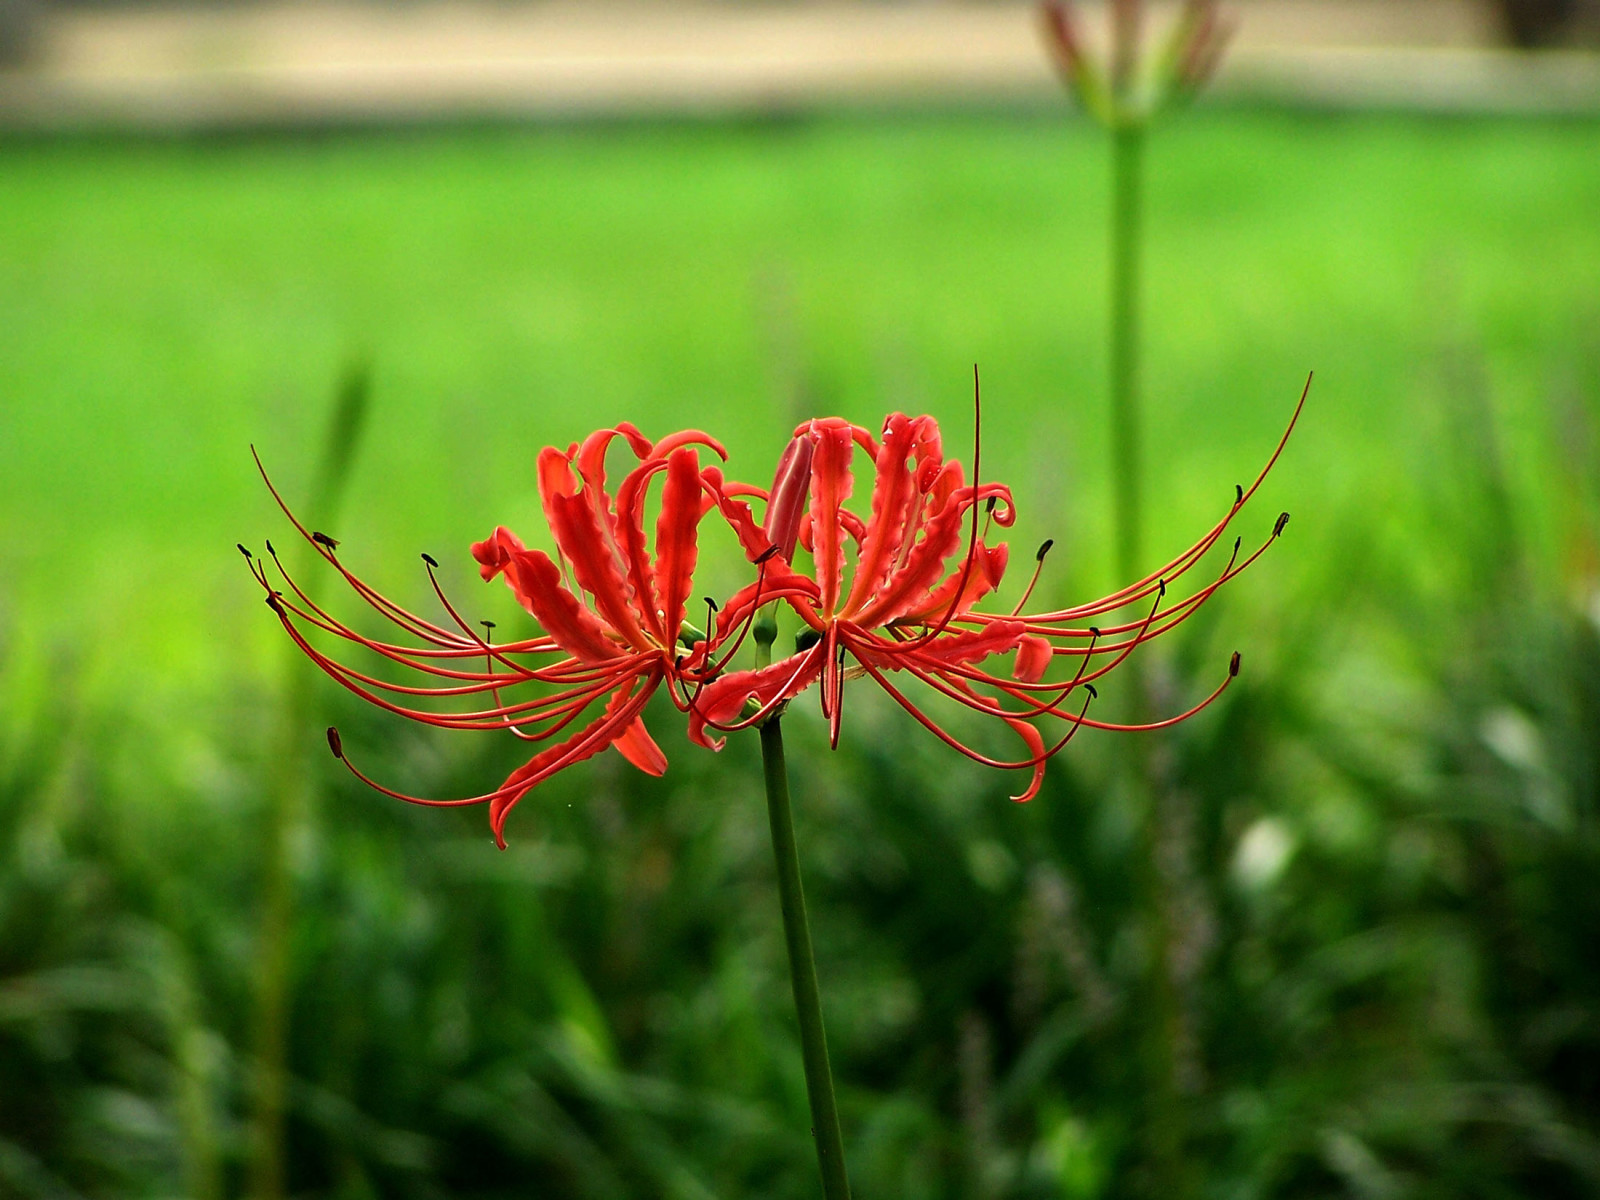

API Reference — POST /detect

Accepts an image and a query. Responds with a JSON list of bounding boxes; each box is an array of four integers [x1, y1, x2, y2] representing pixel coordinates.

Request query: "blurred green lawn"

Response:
[[3, 109, 1597, 708]]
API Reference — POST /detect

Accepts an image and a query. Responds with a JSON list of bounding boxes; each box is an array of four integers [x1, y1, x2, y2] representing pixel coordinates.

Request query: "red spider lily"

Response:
[[689, 375, 1306, 802], [1040, 0, 1232, 122], [246, 422, 771, 848]]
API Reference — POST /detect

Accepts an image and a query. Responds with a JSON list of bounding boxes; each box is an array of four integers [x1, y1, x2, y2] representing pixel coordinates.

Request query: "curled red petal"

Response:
[[701, 465, 774, 563], [495, 545, 619, 664], [898, 542, 1010, 624], [844, 414, 926, 617], [688, 648, 825, 750], [471, 525, 526, 583], [608, 421, 657, 461], [853, 464, 968, 625], [491, 676, 659, 847], [614, 716, 668, 776], [883, 618, 1028, 670], [807, 419, 857, 616], [540, 447, 651, 648], [1015, 635, 1052, 683], [613, 457, 669, 643], [997, 699, 1047, 801], [650, 429, 728, 462], [575, 427, 629, 502], [653, 446, 702, 643], [713, 565, 823, 641]]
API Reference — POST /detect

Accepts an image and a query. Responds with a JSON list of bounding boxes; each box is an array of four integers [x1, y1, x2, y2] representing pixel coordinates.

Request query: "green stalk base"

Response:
[[760, 717, 852, 1200]]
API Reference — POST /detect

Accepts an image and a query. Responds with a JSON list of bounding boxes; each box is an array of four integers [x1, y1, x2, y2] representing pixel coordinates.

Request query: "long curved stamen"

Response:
[[849, 654, 1081, 795], [422, 554, 563, 683], [862, 642, 1234, 775], [829, 639, 847, 749], [266, 593, 637, 731], [1022, 374, 1306, 623], [703, 554, 776, 679], [1019, 515, 1276, 644], [480, 620, 541, 742], [247, 545, 535, 676], [671, 556, 781, 716], [259, 536, 474, 656], [253, 447, 467, 647], [252, 559, 596, 687], [919, 630, 1240, 734], [324, 672, 662, 810], [1011, 539, 1055, 616], [938, 581, 1165, 711]]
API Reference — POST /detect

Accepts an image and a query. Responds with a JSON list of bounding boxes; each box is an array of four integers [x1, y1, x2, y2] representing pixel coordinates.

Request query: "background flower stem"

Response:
[[1110, 121, 1145, 586], [1109, 114, 1190, 1199], [759, 715, 852, 1200]]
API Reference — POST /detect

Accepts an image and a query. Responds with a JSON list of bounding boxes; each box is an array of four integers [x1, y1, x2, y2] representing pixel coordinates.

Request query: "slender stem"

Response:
[[1110, 122, 1145, 587], [1108, 117, 1189, 1199], [1132, 745, 1186, 1200], [759, 716, 851, 1200]]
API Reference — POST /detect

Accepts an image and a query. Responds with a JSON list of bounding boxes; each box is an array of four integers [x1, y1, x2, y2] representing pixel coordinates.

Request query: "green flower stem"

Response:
[[1108, 116, 1191, 1199], [1110, 121, 1146, 587], [759, 716, 852, 1200]]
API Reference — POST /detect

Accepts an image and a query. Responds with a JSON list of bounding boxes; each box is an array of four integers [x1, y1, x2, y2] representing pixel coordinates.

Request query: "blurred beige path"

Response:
[[1, 1, 1597, 130]]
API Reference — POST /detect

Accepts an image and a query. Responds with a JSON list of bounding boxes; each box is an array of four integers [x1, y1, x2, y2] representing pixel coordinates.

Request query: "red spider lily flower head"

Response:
[[247, 422, 757, 848], [1040, 0, 1232, 121], [689, 372, 1307, 803]]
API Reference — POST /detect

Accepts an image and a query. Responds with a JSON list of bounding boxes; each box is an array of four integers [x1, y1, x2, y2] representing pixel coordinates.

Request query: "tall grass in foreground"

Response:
[[3, 336, 1599, 1198]]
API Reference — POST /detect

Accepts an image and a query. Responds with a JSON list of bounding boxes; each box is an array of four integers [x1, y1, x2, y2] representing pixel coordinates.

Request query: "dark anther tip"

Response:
[[1230, 651, 1242, 677], [1089, 626, 1101, 638], [312, 531, 340, 550], [237, 543, 252, 558], [264, 592, 283, 612], [1158, 579, 1167, 597], [1274, 512, 1291, 537], [704, 596, 720, 612], [1235, 483, 1244, 505], [1036, 538, 1055, 562], [421, 552, 439, 568], [1085, 684, 1098, 700], [985, 496, 998, 513], [1234, 536, 1242, 554], [326, 727, 344, 759], [480, 619, 496, 630], [265, 539, 276, 557], [755, 544, 780, 565]]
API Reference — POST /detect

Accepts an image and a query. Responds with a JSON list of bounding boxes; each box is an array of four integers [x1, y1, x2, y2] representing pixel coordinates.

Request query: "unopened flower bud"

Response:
[[763, 435, 814, 563], [753, 607, 778, 649]]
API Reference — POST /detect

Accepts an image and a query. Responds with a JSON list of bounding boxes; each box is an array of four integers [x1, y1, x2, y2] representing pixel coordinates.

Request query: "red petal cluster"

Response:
[[252, 383, 1300, 842], [685, 382, 1301, 802], [248, 423, 776, 847]]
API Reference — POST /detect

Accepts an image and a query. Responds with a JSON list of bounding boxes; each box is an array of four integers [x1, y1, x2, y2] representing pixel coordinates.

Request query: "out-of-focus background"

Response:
[[3, 1, 1599, 1197]]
